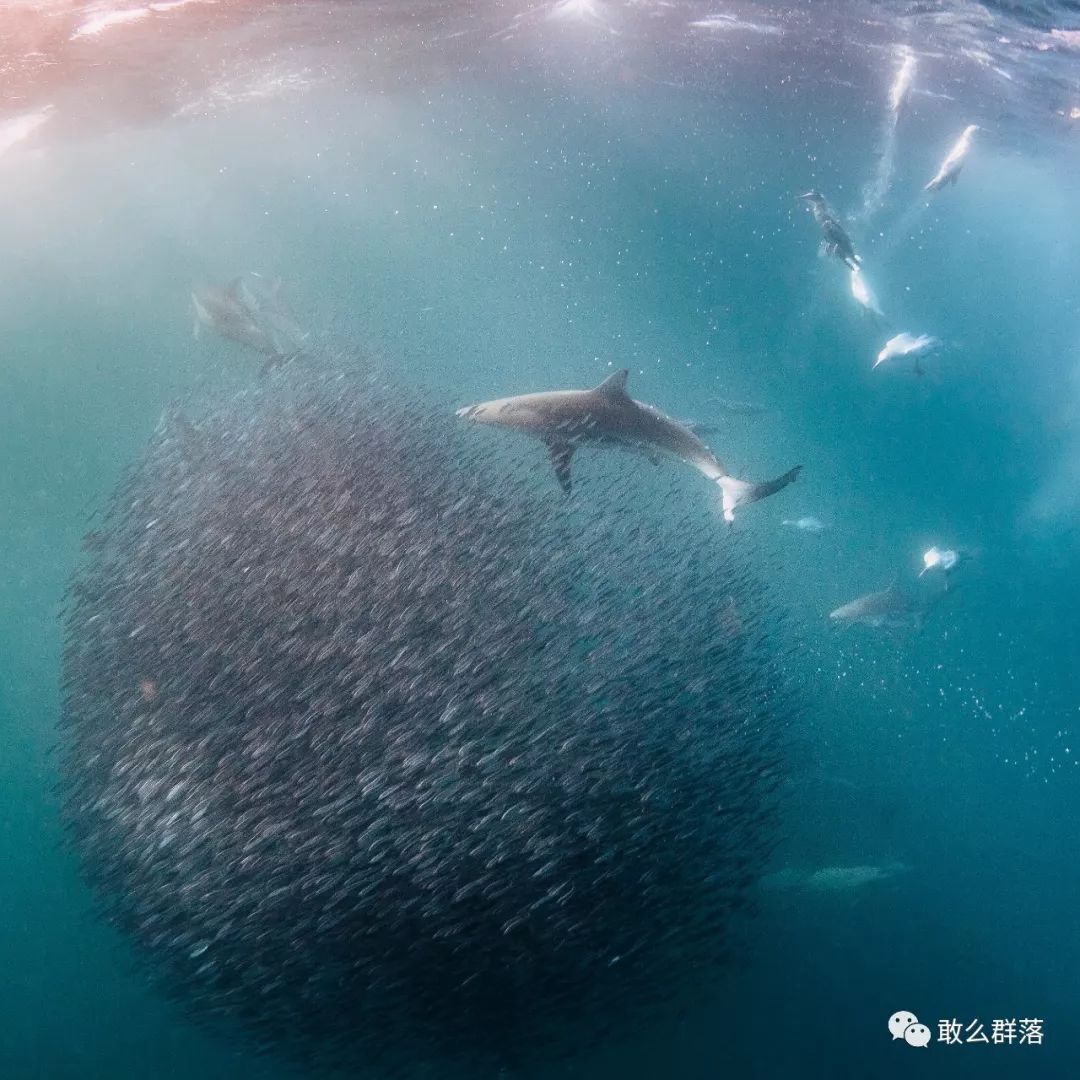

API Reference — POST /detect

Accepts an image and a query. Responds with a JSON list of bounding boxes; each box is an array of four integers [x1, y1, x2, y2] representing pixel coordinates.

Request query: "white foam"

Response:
[[0, 105, 54, 157], [71, 0, 213, 42], [690, 15, 781, 36]]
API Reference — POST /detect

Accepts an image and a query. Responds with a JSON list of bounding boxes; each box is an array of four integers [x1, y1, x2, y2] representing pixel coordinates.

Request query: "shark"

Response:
[[245, 273, 310, 354], [456, 369, 801, 522], [192, 277, 281, 357], [924, 124, 979, 192], [192, 275, 310, 373], [761, 862, 910, 893], [828, 584, 920, 629]]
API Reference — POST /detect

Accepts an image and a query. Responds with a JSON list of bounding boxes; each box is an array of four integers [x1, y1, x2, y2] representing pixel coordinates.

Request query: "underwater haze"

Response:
[[2, 0, 1079, 1077]]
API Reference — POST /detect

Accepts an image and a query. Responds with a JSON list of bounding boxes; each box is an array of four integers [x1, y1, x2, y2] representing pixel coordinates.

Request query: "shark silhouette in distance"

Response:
[[192, 275, 309, 370]]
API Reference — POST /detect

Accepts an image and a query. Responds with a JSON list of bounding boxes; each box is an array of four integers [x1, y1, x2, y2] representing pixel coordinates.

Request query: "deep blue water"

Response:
[[1, 1, 1079, 1077]]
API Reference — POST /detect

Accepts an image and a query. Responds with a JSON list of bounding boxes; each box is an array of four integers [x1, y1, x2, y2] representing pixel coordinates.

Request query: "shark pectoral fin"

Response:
[[546, 440, 575, 494]]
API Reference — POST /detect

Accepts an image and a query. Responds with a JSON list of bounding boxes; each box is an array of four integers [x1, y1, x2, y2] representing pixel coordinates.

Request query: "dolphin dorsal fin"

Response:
[[593, 369, 630, 399]]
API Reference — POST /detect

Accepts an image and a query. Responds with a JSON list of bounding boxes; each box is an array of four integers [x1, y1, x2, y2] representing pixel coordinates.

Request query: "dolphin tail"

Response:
[[717, 465, 802, 523]]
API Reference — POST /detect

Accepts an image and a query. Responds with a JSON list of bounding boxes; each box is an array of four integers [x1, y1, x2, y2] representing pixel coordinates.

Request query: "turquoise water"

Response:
[[1, 2, 1079, 1077]]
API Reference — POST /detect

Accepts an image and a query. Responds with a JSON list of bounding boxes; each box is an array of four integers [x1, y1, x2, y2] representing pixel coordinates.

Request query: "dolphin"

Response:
[[924, 124, 979, 192], [874, 332, 941, 373], [456, 369, 801, 522], [828, 584, 919, 629], [799, 190, 861, 270], [192, 277, 281, 357]]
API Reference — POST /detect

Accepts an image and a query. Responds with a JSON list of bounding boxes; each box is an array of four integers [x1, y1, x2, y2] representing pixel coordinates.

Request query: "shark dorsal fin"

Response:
[[593, 369, 629, 399]]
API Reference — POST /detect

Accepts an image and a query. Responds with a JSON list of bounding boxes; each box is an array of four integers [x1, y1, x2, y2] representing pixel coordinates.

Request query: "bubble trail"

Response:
[[853, 47, 916, 227]]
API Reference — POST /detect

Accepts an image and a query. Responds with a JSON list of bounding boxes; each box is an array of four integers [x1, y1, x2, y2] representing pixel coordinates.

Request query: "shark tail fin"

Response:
[[717, 465, 802, 523]]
